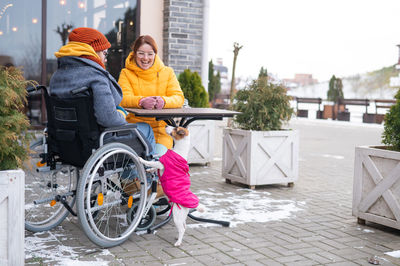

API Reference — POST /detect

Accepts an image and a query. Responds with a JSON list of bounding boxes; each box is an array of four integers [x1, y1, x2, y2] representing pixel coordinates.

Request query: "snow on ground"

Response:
[[25, 228, 113, 265], [24, 184, 305, 263], [385, 250, 400, 258], [188, 188, 305, 228]]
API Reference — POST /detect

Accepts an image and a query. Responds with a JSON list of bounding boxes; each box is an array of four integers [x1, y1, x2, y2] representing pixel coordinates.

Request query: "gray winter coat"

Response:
[[49, 56, 127, 128]]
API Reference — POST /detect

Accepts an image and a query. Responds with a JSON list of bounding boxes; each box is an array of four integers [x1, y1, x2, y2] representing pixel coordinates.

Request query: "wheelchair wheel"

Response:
[[127, 203, 156, 231], [25, 137, 77, 232], [76, 142, 148, 247]]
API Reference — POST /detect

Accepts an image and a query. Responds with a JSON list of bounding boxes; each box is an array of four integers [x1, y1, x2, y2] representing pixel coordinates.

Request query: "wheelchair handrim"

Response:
[[85, 148, 147, 242]]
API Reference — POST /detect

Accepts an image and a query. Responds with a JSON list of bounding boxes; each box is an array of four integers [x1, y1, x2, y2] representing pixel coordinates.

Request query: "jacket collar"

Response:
[[124, 52, 165, 80]]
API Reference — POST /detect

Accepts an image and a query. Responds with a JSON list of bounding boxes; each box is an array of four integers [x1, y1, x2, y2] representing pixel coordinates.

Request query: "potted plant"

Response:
[[0, 66, 32, 265], [325, 75, 346, 120], [222, 71, 298, 188], [353, 89, 400, 229], [178, 69, 214, 165]]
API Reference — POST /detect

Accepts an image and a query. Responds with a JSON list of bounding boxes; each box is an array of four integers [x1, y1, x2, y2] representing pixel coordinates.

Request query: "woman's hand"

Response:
[[139, 97, 157, 109], [139, 96, 165, 109], [154, 96, 165, 109]]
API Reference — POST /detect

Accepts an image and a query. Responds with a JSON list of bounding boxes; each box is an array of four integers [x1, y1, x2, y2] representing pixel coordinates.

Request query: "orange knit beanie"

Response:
[[68, 27, 111, 52]]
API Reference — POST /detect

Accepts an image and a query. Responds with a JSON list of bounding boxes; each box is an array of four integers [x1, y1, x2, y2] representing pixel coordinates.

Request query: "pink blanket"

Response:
[[159, 150, 199, 208]]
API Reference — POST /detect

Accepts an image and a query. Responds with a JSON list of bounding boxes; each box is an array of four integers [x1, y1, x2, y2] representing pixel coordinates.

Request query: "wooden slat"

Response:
[[359, 154, 400, 220], [225, 133, 247, 177], [375, 99, 396, 104], [339, 98, 369, 106], [295, 97, 322, 104], [257, 134, 294, 179], [0, 170, 24, 265]]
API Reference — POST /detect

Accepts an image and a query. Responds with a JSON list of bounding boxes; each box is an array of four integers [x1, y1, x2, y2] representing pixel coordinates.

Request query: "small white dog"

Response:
[[139, 126, 203, 246]]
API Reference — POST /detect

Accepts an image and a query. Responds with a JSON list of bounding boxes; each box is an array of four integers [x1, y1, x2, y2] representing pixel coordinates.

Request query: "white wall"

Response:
[[140, 0, 164, 60]]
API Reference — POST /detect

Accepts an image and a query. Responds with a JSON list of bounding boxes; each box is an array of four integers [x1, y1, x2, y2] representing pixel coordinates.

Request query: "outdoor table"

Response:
[[124, 107, 240, 128], [125, 107, 240, 231]]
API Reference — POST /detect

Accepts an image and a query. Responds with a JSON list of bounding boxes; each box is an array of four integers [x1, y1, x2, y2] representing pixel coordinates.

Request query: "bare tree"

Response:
[[229, 42, 243, 108], [55, 23, 74, 46]]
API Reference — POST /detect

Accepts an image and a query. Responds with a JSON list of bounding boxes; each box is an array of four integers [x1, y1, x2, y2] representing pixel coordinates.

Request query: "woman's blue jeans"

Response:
[[135, 122, 156, 155]]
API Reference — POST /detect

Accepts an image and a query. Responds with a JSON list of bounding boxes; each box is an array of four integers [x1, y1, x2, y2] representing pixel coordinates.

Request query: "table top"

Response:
[[125, 107, 240, 119]]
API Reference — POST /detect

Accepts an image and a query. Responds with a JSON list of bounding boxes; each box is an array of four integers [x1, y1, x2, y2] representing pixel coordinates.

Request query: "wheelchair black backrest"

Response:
[[44, 87, 148, 167]]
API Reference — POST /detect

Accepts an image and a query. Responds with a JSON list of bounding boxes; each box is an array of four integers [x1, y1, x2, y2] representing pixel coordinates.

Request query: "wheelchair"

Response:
[[25, 85, 168, 248]]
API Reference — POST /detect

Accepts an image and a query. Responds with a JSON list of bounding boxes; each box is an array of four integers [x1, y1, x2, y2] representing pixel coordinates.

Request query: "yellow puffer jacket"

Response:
[[118, 53, 184, 149]]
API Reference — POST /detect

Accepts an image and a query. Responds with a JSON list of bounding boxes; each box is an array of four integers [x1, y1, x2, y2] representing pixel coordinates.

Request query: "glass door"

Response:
[[47, 0, 139, 81], [0, 1, 42, 80]]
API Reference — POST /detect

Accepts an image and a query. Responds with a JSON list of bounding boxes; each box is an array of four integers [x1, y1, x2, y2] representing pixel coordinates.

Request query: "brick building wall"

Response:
[[163, 0, 204, 76]]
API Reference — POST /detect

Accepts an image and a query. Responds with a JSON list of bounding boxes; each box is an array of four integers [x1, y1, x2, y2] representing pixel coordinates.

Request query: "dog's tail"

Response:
[[196, 203, 206, 213]]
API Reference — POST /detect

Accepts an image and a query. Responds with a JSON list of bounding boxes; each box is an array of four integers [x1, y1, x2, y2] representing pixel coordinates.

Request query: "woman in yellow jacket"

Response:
[[118, 35, 184, 155]]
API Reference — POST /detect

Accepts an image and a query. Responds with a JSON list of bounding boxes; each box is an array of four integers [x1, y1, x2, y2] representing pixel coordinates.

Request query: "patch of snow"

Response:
[[385, 250, 400, 258], [188, 188, 304, 227], [25, 229, 112, 265], [363, 229, 374, 233], [191, 171, 210, 176], [58, 259, 109, 266], [321, 154, 345, 160]]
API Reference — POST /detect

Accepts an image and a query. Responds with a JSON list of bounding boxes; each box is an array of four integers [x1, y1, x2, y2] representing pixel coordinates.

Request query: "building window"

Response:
[[0, 1, 42, 80], [47, 0, 139, 81], [0, 0, 139, 126]]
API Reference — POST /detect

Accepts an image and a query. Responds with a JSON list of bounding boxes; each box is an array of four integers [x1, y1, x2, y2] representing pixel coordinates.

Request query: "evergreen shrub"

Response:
[[0, 67, 33, 170], [178, 69, 209, 107], [208, 60, 221, 103], [327, 75, 344, 103], [233, 75, 294, 131], [382, 89, 400, 151]]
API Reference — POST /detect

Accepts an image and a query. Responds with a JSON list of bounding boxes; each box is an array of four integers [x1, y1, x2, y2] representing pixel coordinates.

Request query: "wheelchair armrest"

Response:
[[99, 124, 138, 146], [100, 124, 151, 157], [102, 123, 138, 134], [27, 85, 47, 95]]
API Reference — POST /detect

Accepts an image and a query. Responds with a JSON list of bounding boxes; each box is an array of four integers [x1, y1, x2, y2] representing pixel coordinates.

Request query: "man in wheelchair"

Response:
[[25, 27, 166, 248], [50, 27, 156, 153]]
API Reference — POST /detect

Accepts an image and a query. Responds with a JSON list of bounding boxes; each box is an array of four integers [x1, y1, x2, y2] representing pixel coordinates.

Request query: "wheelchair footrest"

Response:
[[56, 195, 77, 216]]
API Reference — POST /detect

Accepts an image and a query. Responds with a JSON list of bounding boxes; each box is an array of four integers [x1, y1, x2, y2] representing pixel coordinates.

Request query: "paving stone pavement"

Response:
[[25, 118, 400, 265]]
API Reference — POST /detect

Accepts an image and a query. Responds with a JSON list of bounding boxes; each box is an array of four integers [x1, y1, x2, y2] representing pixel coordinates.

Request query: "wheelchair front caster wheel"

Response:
[[128, 203, 156, 231]]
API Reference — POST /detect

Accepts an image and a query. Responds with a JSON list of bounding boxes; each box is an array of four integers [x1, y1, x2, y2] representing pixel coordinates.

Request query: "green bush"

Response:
[[327, 75, 344, 103], [178, 69, 209, 107], [233, 75, 294, 131], [382, 90, 400, 151], [208, 60, 221, 103], [0, 67, 33, 170]]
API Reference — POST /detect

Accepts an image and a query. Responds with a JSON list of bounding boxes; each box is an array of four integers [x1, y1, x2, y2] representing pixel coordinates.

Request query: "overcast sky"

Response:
[[208, 0, 400, 82]]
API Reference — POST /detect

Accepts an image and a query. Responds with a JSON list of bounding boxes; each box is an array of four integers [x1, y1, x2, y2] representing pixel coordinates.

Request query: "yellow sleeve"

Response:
[[162, 68, 185, 109], [118, 69, 143, 108]]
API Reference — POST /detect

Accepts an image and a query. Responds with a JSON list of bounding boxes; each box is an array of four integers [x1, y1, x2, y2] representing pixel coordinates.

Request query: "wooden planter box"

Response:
[[353, 146, 400, 229], [187, 120, 215, 165], [0, 169, 24, 265], [337, 111, 350, 121], [222, 128, 299, 188], [362, 113, 385, 124], [322, 105, 333, 119], [362, 113, 376, 123], [296, 109, 308, 118], [316, 110, 324, 119]]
